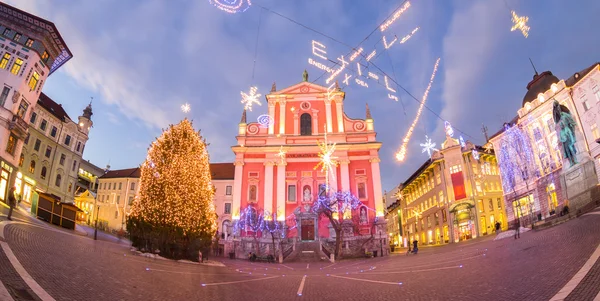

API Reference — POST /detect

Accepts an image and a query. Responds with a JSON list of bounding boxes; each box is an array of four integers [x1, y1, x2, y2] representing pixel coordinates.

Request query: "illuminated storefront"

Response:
[[0, 160, 14, 202]]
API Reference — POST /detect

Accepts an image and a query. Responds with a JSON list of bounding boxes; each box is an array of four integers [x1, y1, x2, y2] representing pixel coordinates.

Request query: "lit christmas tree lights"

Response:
[[128, 119, 217, 257]]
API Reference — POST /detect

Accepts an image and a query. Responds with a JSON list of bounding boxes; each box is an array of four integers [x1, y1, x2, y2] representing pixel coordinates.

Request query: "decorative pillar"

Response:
[[329, 165, 338, 193], [335, 101, 344, 133], [324, 98, 333, 133], [276, 162, 287, 221], [312, 110, 319, 135], [340, 159, 350, 192], [268, 102, 276, 135], [232, 161, 244, 220], [370, 157, 384, 217], [293, 112, 299, 135], [264, 161, 275, 217], [279, 99, 286, 135]]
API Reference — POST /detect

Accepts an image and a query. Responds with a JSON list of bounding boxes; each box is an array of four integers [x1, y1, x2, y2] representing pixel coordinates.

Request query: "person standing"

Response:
[[495, 221, 501, 234], [513, 219, 520, 239], [7, 186, 17, 220]]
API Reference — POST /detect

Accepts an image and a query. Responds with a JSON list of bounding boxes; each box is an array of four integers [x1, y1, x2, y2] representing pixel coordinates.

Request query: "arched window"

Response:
[[40, 166, 47, 179], [18, 153, 24, 167], [29, 160, 36, 173], [300, 113, 312, 135], [55, 174, 62, 187]]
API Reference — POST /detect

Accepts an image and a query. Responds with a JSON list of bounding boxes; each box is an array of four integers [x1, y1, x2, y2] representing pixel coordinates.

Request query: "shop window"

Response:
[[225, 185, 232, 195], [0, 86, 9, 106], [41, 166, 47, 179], [547, 183, 558, 213], [5, 133, 17, 155], [29, 161, 35, 173], [300, 113, 312, 135], [512, 195, 534, 218]]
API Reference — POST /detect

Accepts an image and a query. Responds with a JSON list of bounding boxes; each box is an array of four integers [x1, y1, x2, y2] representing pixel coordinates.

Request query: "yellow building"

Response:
[[397, 134, 508, 246]]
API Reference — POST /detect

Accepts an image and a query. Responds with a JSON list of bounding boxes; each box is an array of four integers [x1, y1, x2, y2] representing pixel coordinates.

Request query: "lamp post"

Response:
[[94, 199, 99, 240]]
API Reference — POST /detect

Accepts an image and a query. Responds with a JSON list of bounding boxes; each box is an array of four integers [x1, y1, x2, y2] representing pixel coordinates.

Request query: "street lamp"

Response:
[[94, 200, 99, 240]]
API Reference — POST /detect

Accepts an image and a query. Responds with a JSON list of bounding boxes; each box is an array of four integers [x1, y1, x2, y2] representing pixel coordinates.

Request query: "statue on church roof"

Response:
[[302, 70, 309, 82], [271, 81, 276, 92]]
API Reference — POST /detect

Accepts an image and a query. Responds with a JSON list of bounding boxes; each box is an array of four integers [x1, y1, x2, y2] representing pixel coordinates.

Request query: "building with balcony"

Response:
[[398, 135, 507, 246], [489, 63, 600, 227], [18, 93, 93, 206], [0, 2, 72, 203]]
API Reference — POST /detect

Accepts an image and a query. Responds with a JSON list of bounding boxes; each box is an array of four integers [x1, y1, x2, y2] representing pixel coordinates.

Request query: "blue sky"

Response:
[[8, 0, 600, 193]]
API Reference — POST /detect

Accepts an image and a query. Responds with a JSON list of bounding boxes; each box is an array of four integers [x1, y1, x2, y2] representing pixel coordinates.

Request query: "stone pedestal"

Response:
[[560, 158, 598, 212]]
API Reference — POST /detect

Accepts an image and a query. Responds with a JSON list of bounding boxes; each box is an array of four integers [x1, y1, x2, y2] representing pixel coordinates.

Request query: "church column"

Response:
[[324, 98, 333, 133], [232, 161, 244, 220], [340, 159, 350, 192], [335, 100, 344, 133], [276, 161, 287, 221], [264, 161, 275, 217], [293, 112, 299, 135], [279, 99, 286, 135], [370, 157, 384, 217], [312, 110, 319, 135], [268, 102, 276, 135]]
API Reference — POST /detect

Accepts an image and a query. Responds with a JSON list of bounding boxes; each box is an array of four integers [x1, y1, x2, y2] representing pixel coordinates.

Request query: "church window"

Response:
[[287, 185, 296, 202], [300, 113, 312, 135], [248, 185, 257, 202]]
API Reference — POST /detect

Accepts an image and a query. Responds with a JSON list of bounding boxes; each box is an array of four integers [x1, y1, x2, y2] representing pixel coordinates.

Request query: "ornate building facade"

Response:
[[18, 93, 92, 207], [230, 74, 385, 246], [0, 2, 72, 203], [396, 136, 507, 246], [489, 64, 599, 227]]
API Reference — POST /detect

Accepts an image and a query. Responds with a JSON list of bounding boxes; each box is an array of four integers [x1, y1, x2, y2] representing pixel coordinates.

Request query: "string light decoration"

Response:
[[472, 149, 480, 160], [459, 136, 466, 148], [209, 0, 252, 14], [445, 121, 454, 137], [129, 119, 217, 238], [399, 27, 419, 44], [380, 1, 411, 32], [497, 123, 539, 193], [395, 58, 441, 162], [276, 146, 286, 165], [420, 135, 438, 157], [314, 125, 339, 189], [510, 11, 530, 38], [181, 103, 191, 113], [241, 86, 262, 111], [257, 114, 274, 128]]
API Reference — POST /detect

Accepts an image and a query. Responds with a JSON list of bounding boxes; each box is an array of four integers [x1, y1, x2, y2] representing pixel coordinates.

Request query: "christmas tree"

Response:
[[128, 119, 217, 260]]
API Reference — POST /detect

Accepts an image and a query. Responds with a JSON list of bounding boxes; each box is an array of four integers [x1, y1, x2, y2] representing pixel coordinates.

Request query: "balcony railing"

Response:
[[9, 114, 28, 139]]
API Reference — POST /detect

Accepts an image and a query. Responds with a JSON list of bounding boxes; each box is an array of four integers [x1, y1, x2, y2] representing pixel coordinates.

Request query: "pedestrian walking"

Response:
[[7, 186, 17, 220], [495, 221, 501, 235], [514, 219, 520, 239]]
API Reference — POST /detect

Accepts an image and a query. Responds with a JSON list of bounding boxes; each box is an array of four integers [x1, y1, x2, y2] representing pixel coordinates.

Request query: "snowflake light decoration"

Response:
[[181, 103, 191, 113], [276, 146, 286, 165], [420, 135, 438, 157], [241, 86, 262, 111], [459, 136, 466, 148], [472, 149, 480, 160], [510, 11, 530, 38], [314, 127, 338, 189]]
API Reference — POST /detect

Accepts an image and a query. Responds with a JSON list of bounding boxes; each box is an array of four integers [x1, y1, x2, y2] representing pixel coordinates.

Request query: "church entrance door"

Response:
[[301, 219, 315, 241]]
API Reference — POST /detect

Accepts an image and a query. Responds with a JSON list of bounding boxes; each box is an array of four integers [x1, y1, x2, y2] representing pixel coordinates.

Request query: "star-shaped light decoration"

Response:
[[510, 11, 530, 38], [181, 103, 191, 113], [276, 146, 286, 165], [314, 127, 338, 189], [241, 86, 262, 111], [420, 135, 438, 157]]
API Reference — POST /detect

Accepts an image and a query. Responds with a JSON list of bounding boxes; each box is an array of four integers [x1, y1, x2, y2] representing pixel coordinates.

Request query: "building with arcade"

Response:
[[229, 72, 386, 258]]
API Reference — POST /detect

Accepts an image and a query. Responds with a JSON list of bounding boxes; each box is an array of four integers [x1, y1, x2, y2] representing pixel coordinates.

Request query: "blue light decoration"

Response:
[[311, 187, 378, 220], [444, 121, 454, 137], [257, 114, 273, 129], [459, 136, 466, 148], [209, 0, 252, 14], [472, 149, 480, 160], [497, 123, 539, 193], [233, 205, 285, 237]]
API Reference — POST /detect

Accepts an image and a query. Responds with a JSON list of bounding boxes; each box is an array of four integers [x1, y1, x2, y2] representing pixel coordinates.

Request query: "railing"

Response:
[[321, 244, 331, 259], [282, 243, 294, 259]]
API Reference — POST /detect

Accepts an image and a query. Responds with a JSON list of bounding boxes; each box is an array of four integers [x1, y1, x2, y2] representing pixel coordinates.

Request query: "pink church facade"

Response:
[[231, 77, 384, 241]]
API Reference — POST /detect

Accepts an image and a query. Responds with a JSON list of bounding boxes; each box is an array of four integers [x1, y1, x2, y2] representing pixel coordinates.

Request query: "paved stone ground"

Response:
[[0, 203, 599, 300]]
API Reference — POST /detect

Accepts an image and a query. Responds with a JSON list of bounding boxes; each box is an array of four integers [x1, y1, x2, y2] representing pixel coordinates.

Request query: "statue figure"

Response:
[[303, 186, 312, 203], [271, 81, 276, 92], [302, 70, 309, 82], [552, 100, 578, 167], [359, 207, 367, 225]]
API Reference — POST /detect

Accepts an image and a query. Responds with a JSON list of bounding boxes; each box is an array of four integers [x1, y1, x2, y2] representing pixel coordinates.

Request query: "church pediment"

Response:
[[270, 81, 332, 96]]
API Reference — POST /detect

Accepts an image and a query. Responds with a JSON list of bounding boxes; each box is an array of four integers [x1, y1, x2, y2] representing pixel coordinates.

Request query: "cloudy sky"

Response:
[[7, 0, 600, 193]]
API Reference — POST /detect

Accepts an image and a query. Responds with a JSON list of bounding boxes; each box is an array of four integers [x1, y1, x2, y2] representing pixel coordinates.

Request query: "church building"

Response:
[[231, 72, 385, 243]]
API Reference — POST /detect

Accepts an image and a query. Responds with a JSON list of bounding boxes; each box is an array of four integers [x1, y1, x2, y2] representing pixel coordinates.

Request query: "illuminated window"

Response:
[[41, 166, 47, 179], [477, 199, 484, 213], [0, 53, 11, 69], [25, 39, 34, 47], [18, 153, 24, 167], [17, 99, 28, 118], [28, 71, 39, 90], [41, 51, 49, 62], [547, 183, 558, 213], [512, 195, 534, 218], [5, 134, 17, 155], [591, 124, 600, 140], [10, 58, 22, 75], [29, 161, 36, 173], [300, 113, 312, 135]]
